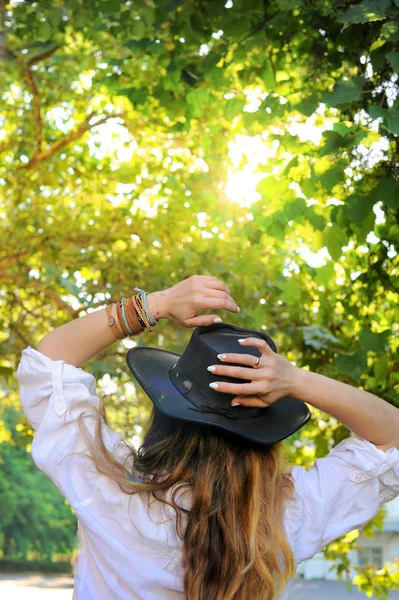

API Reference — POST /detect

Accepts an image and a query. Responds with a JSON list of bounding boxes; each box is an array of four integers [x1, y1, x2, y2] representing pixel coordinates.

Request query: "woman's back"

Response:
[[17, 345, 399, 600]]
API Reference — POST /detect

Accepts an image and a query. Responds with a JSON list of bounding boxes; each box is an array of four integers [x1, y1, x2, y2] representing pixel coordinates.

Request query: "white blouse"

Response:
[[16, 346, 399, 600]]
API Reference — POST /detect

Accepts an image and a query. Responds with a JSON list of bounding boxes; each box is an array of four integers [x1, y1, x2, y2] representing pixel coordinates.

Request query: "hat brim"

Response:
[[126, 347, 310, 446]]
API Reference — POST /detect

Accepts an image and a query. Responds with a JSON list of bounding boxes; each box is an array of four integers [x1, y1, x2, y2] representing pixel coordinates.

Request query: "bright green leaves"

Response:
[[186, 88, 211, 118], [279, 278, 302, 305], [261, 59, 276, 91], [224, 96, 246, 120], [313, 262, 335, 288], [337, 0, 392, 25], [323, 226, 348, 260], [322, 77, 365, 106], [283, 197, 307, 221]]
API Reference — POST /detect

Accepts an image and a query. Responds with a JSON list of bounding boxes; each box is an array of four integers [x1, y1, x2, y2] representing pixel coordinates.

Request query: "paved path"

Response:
[[291, 578, 399, 598], [0, 574, 74, 598], [0, 574, 399, 598]]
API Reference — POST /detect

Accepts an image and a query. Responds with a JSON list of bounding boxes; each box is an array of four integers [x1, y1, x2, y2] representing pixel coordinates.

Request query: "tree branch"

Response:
[[26, 45, 60, 67], [0, 250, 31, 267], [22, 112, 124, 170], [0, 132, 18, 155], [23, 65, 42, 152], [0, 271, 87, 317]]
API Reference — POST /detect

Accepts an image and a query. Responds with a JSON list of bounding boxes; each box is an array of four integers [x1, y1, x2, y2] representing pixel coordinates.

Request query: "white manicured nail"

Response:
[[217, 354, 226, 360], [207, 366, 216, 372], [232, 403, 240, 407], [236, 306, 241, 312], [209, 382, 219, 389], [238, 338, 245, 343], [214, 317, 223, 323]]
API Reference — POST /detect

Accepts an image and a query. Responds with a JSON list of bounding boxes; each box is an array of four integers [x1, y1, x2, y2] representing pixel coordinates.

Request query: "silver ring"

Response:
[[253, 356, 260, 368]]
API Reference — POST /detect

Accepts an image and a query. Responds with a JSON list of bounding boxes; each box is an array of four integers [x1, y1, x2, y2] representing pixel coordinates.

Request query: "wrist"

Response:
[[290, 365, 308, 400], [147, 290, 169, 321]]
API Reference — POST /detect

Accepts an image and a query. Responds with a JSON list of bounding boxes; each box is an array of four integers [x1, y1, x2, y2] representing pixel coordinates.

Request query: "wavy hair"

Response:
[[76, 400, 296, 600]]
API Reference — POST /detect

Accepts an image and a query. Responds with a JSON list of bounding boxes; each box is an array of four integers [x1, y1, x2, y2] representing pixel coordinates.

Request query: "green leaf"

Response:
[[223, 17, 252, 38], [279, 279, 302, 305], [37, 20, 53, 41], [302, 326, 341, 350], [308, 209, 327, 231], [282, 156, 299, 176], [335, 351, 368, 381], [378, 21, 399, 44], [343, 194, 375, 225], [295, 96, 319, 117], [122, 88, 148, 106], [323, 226, 348, 260], [129, 19, 147, 40], [337, 0, 391, 25], [374, 177, 399, 209], [224, 97, 246, 120], [186, 88, 211, 117], [386, 51, 399, 71], [334, 123, 352, 137], [314, 262, 335, 288], [283, 197, 307, 221], [369, 102, 399, 134], [359, 329, 390, 353], [374, 355, 390, 384], [319, 166, 345, 190], [322, 77, 364, 106], [261, 59, 275, 90]]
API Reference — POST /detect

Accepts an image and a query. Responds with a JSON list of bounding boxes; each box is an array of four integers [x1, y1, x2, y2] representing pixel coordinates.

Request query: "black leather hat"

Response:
[[126, 323, 310, 446]]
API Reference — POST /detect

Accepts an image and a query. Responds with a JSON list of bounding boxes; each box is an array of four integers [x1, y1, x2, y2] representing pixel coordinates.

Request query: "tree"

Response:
[[0, 0, 398, 594]]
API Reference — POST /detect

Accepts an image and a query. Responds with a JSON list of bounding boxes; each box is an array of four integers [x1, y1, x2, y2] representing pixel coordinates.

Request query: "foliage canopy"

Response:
[[0, 0, 398, 594]]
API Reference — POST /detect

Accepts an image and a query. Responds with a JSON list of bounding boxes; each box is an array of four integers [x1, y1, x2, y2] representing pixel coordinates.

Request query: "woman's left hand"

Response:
[[148, 275, 240, 328]]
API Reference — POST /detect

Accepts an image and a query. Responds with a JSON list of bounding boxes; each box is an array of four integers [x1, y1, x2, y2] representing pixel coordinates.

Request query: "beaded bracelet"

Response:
[[134, 287, 158, 327], [134, 292, 157, 332], [131, 294, 147, 329], [125, 296, 144, 337], [106, 288, 159, 339], [120, 297, 134, 336]]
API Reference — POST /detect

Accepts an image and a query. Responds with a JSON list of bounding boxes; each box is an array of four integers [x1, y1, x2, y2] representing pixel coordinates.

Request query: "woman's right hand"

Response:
[[207, 336, 299, 408]]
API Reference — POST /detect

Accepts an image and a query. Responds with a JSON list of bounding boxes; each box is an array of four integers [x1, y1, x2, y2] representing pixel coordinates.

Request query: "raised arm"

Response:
[[206, 336, 399, 451], [36, 275, 239, 367]]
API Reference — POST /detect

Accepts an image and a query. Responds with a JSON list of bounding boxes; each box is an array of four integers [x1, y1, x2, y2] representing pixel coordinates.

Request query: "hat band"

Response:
[[169, 363, 262, 420]]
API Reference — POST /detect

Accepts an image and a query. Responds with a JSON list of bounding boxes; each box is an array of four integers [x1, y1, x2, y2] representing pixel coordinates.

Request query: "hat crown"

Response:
[[169, 323, 276, 420]]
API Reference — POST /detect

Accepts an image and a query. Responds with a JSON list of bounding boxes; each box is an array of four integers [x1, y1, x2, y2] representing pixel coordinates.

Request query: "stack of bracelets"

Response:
[[105, 286, 159, 340]]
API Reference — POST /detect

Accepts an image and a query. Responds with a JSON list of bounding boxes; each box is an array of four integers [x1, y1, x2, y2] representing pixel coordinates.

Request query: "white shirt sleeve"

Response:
[[16, 346, 128, 507], [286, 436, 399, 564]]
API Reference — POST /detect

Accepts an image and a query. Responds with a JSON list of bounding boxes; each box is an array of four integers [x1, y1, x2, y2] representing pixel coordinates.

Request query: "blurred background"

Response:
[[1, 0, 399, 597]]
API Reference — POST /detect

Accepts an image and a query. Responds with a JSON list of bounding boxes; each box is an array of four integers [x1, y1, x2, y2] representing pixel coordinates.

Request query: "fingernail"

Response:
[[236, 306, 241, 312], [217, 354, 226, 360], [232, 402, 240, 407], [214, 317, 223, 323], [209, 382, 219, 389], [207, 366, 216, 372], [238, 338, 245, 343]]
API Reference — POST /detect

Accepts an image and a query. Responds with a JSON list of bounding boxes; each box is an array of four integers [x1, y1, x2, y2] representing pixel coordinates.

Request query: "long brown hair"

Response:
[[76, 401, 296, 600]]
